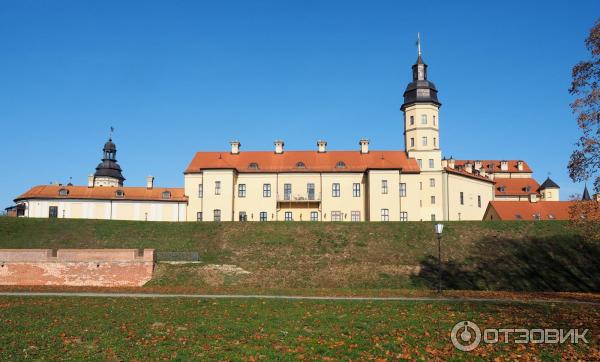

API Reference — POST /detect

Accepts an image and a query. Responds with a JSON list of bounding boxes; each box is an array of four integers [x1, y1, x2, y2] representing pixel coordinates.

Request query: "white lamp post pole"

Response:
[[434, 223, 444, 294]]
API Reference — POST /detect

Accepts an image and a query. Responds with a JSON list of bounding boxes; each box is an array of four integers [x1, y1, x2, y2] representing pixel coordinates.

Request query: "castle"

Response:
[[11, 46, 563, 222]]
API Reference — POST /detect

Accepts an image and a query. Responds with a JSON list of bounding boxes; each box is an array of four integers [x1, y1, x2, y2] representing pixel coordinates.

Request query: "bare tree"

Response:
[[568, 19, 600, 192]]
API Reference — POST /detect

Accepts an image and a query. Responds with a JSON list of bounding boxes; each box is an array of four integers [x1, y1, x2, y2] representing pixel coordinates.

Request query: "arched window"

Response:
[[335, 161, 346, 169], [162, 191, 171, 199], [248, 162, 259, 170], [58, 188, 68, 196], [115, 190, 125, 198], [295, 161, 306, 169]]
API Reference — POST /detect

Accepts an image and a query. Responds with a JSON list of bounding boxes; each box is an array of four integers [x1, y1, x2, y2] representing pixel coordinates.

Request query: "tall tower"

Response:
[[401, 34, 442, 171], [92, 137, 125, 187], [401, 34, 444, 221]]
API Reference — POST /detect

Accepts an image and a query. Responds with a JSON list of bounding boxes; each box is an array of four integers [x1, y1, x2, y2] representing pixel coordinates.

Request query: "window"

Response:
[[49, 206, 58, 218], [433, 115, 436, 126], [399, 183, 407, 197], [410, 138, 415, 147], [429, 159, 434, 168], [263, 183, 271, 197], [239, 211, 247, 221], [307, 183, 315, 200], [431, 214, 436, 221], [498, 186, 506, 192], [238, 184, 246, 198], [331, 211, 342, 221], [381, 209, 389, 222], [400, 212, 408, 221], [196, 212, 202, 221], [417, 159, 423, 168], [429, 178, 435, 187], [296, 161, 306, 169], [213, 209, 221, 222], [310, 211, 319, 221], [431, 196, 436, 204], [434, 137, 437, 147], [284, 183, 292, 200], [215, 181, 221, 195], [460, 192, 464, 205], [115, 190, 125, 198], [419, 182, 423, 190], [335, 161, 346, 169], [352, 183, 361, 197], [533, 213, 541, 221], [421, 114, 427, 124], [410, 115, 414, 125], [58, 188, 68, 196], [381, 180, 388, 194], [332, 183, 340, 197], [162, 191, 171, 199], [422, 136, 428, 146], [351, 211, 360, 222], [259, 212, 267, 221], [284, 211, 293, 221], [248, 162, 259, 170], [198, 184, 203, 198], [478, 195, 482, 208]]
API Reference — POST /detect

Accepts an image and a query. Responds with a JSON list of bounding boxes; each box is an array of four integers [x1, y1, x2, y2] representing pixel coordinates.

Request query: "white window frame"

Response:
[[331, 211, 342, 221], [332, 183, 341, 197], [351, 211, 360, 222], [381, 180, 388, 194], [215, 181, 221, 195], [352, 183, 361, 197], [284, 211, 293, 221], [381, 209, 389, 222], [399, 183, 407, 197], [400, 212, 408, 221], [263, 183, 271, 197], [238, 184, 246, 198]]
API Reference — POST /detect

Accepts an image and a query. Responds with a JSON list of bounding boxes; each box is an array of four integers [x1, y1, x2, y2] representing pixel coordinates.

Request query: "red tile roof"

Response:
[[454, 160, 532, 173], [444, 167, 495, 183], [494, 178, 540, 196], [185, 150, 421, 174], [486, 201, 576, 220], [14, 185, 187, 202]]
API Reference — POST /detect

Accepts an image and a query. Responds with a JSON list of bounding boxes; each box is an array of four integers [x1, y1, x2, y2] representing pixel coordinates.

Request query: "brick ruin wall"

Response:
[[0, 249, 154, 287]]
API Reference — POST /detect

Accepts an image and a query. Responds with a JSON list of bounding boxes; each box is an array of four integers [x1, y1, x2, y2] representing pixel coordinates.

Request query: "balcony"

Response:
[[277, 194, 321, 209]]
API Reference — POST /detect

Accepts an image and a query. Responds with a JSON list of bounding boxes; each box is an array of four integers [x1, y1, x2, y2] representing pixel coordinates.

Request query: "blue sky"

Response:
[[1, 0, 598, 207]]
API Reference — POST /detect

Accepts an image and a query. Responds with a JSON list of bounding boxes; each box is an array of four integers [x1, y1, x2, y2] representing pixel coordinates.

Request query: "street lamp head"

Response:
[[434, 223, 444, 236]]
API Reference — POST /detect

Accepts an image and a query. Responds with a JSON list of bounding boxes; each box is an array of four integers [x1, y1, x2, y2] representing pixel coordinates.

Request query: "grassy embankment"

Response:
[[0, 296, 597, 360], [0, 218, 598, 293]]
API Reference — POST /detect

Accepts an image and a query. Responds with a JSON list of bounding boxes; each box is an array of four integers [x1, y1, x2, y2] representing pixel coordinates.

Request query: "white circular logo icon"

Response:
[[451, 321, 481, 351]]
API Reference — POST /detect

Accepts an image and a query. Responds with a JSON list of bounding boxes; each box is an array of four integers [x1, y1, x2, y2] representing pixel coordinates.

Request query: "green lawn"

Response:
[[0, 296, 596, 360], [1, 218, 598, 292]]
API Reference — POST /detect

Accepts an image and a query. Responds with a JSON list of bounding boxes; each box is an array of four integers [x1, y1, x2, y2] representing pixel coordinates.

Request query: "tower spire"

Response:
[[417, 32, 421, 57]]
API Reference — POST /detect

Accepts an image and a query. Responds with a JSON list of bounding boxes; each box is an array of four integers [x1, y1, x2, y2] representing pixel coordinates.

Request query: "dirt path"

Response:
[[1, 291, 598, 305]]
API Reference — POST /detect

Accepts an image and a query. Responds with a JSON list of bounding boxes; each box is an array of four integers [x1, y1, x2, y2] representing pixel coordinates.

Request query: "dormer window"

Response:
[[248, 162, 259, 170], [295, 162, 306, 169], [58, 188, 68, 196], [335, 161, 346, 169], [498, 186, 506, 192], [115, 190, 125, 198], [524, 186, 532, 193], [162, 191, 171, 199], [548, 214, 555, 220]]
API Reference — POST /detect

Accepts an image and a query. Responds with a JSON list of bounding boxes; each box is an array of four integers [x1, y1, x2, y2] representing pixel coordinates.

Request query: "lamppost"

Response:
[[434, 223, 444, 294]]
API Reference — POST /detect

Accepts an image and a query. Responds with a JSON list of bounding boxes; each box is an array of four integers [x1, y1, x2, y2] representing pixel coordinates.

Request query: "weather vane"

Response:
[[109, 126, 114, 139]]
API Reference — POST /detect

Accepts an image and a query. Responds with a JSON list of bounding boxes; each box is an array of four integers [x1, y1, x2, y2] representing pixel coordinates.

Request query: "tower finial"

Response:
[[109, 126, 114, 140], [417, 32, 421, 57]]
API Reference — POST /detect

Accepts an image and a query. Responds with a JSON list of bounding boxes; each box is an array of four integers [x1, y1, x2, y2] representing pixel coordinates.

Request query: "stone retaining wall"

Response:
[[0, 249, 154, 287]]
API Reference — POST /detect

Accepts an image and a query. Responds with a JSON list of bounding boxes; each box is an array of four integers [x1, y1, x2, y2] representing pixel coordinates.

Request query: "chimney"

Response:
[[274, 140, 284, 154], [474, 160, 483, 170], [480, 168, 487, 178], [517, 160, 524, 171], [500, 160, 508, 171], [448, 157, 455, 169], [146, 176, 154, 189], [464, 162, 473, 174], [88, 175, 94, 188], [317, 140, 327, 153], [359, 139, 369, 154], [230, 140, 241, 155]]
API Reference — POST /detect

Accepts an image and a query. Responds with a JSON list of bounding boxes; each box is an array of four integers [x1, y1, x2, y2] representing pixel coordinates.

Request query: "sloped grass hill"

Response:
[[0, 218, 597, 292]]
